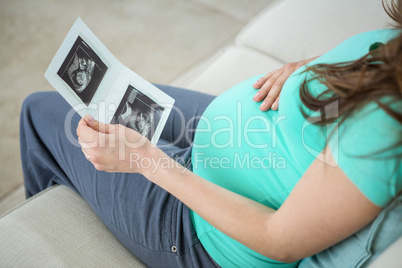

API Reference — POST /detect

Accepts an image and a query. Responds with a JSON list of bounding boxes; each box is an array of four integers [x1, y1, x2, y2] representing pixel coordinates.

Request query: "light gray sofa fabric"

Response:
[[185, 0, 393, 94], [236, 0, 391, 63], [369, 236, 402, 268], [0, 185, 146, 267], [1, 185, 401, 266]]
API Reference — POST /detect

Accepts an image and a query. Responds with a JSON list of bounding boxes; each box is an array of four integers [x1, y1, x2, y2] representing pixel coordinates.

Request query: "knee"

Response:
[[21, 91, 63, 120], [22, 92, 58, 111]]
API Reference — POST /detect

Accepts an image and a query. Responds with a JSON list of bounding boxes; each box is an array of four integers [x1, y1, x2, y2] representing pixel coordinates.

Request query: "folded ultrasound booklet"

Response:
[[45, 17, 174, 144]]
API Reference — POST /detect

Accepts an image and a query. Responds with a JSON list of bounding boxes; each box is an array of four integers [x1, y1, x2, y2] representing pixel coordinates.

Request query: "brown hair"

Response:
[[299, 1, 402, 200], [300, 0, 402, 132]]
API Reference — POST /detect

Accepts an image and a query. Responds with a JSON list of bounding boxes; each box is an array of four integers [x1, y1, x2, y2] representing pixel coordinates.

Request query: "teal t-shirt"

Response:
[[191, 29, 402, 268]]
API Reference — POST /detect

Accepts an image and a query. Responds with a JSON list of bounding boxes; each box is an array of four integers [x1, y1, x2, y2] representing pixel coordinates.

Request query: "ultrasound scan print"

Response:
[[112, 85, 165, 140], [57, 36, 107, 105]]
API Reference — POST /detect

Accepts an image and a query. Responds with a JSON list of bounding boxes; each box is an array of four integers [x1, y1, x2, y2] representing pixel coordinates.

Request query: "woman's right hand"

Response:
[[253, 56, 319, 111]]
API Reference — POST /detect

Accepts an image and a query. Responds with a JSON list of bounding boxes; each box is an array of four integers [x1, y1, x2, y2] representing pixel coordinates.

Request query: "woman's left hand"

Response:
[[253, 56, 319, 111], [76, 115, 158, 174]]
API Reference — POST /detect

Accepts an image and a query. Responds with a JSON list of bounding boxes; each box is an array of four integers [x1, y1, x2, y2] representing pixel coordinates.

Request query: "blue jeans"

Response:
[[20, 85, 220, 268]]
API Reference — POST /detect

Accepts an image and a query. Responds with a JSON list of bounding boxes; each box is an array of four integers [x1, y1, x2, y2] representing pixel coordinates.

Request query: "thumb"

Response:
[[84, 115, 111, 134]]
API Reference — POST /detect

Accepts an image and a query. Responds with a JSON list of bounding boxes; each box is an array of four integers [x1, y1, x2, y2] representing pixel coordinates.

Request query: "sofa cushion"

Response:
[[186, 46, 283, 94], [0, 185, 146, 267], [236, 0, 392, 62], [369, 236, 402, 268]]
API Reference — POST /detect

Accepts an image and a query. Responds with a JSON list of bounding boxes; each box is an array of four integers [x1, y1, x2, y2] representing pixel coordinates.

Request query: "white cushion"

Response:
[[237, 0, 392, 62], [186, 46, 284, 95], [0, 185, 146, 267], [369, 237, 402, 268]]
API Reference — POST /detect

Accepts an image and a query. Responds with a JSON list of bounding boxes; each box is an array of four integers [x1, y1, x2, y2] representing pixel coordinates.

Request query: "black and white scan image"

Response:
[[57, 36, 107, 105], [112, 85, 165, 140]]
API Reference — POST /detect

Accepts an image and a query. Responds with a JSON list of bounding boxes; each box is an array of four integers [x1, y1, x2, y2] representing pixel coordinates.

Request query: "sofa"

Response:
[[1, 0, 401, 267]]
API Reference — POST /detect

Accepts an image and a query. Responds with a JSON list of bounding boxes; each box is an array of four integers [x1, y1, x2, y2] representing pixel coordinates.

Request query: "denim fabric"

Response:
[[20, 85, 220, 268], [299, 195, 402, 268]]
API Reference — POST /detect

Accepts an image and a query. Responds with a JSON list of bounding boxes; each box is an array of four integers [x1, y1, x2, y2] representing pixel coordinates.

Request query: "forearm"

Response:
[[76, 117, 277, 254], [145, 154, 288, 261]]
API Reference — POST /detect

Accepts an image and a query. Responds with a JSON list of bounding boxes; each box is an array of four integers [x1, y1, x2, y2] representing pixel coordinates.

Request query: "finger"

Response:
[[78, 137, 98, 149], [77, 118, 103, 144], [81, 148, 91, 161], [93, 163, 115, 172], [83, 148, 115, 170], [80, 147, 114, 171], [259, 79, 285, 111], [84, 115, 112, 134], [253, 69, 284, 102], [259, 70, 291, 111], [81, 150, 114, 172], [253, 69, 279, 89], [77, 126, 100, 145], [76, 117, 89, 137], [253, 70, 279, 89], [271, 96, 280, 111]]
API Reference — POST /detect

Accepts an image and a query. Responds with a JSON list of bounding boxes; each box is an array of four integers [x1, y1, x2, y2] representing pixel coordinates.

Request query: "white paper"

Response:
[[45, 18, 174, 144]]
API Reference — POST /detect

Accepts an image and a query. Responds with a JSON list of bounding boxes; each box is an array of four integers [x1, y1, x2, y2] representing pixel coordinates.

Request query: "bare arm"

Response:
[[77, 117, 381, 263], [148, 146, 381, 262]]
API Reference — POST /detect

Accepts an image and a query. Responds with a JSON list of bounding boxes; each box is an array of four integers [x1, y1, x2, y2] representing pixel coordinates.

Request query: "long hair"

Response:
[[299, 0, 402, 200], [300, 0, 402, 133]]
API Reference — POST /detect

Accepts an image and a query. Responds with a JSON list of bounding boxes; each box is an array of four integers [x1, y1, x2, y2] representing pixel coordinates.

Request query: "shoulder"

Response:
[[328, 98, 402, 207]]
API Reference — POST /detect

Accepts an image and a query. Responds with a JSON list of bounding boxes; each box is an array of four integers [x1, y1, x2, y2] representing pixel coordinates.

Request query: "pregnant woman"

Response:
[[20, 1, 401, 267]]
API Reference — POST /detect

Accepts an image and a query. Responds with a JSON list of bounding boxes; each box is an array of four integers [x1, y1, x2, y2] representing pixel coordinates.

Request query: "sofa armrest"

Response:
[[0, 185, 146, 267]]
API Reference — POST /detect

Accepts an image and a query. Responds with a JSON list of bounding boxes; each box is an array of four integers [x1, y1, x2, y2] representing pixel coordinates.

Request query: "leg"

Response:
[[20, 92, 219, 268], [155, 84, 216, 148]]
